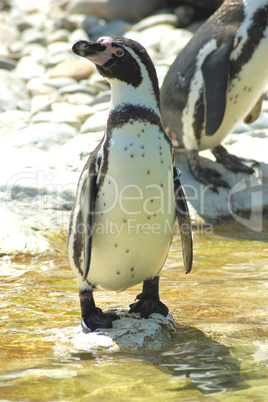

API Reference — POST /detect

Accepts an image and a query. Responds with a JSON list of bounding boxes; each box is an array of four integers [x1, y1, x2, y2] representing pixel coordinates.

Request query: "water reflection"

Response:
[[0, 223, 268, 401]]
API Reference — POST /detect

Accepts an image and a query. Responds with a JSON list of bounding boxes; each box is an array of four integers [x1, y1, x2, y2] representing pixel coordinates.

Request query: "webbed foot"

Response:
[[81, 308, 119, 333], [79, 289, 119, 333], [212, 145, 258, 174], [129, 277, 169, 318], [187, 150, 230, 193]]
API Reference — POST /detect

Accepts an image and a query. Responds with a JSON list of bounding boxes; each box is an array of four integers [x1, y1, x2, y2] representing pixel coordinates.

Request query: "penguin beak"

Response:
[[72, 40, 113, 66]]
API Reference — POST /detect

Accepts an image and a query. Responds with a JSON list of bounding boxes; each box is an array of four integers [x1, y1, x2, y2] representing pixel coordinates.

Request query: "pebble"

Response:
[[0, 0, 267, 267]]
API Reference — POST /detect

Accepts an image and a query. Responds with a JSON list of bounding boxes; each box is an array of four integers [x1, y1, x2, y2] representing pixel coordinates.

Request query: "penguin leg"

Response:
[[187, 150, 230, 193], [79, 288, 119, 333], [129, 276, 169, 318], [211, 145, 257, 174]]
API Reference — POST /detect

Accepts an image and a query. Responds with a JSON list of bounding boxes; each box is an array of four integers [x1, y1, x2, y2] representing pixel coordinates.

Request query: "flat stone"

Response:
[[0, 70, 29, 113], [50, 58, 95, 81], [81, 109, 109, 133], [15, 56, 46, 80], [52, 311, 176, 354], [0, 122, 78, 151], [0, 206, 49, 256], [67, 0, 166, 23], [0, 57, 17, 70], [58, 83, 96, 96], [132, 13, 179, 31], [84, 20, 131, 40]]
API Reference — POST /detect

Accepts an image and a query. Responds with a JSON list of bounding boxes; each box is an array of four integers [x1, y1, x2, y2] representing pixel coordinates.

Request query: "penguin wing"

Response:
[[79, 158, 98, 281], [173, 168, 193, 273], [201, 40, 233, 136], [244, 95, 263, 124]]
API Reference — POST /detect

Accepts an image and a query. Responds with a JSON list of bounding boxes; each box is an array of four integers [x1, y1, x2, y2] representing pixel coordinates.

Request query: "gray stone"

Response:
[[58, 83, 96, 96], [67, 0, 166, 23], [174, 5, 195, 27], [0, 70, 29, 113], [0, 57, 17, 70], [84, 20, 131, 41], [52, 311, 176, 354]]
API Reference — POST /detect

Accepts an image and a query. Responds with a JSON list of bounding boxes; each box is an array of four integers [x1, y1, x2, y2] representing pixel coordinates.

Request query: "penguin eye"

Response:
[[115, 49, 124, 57]]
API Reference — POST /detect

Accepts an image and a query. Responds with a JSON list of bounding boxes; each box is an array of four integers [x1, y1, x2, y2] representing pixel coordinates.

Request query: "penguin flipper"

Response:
[[173, 169, 193, 274], [201, 41, 232, 136], [80, 161, 98, 281], [244, 95, 263, 124]]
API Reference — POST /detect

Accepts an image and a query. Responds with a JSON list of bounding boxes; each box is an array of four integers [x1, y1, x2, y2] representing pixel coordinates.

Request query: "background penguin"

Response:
[[160, 0, 268, 192], [68, 36, 193, 332]]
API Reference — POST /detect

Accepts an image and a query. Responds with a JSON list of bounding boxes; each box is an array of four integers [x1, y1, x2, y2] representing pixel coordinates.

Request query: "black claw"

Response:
[[79, 288, 119, 333], [129, 298, 169, 318], [129, 277, 169, 318], [81, 310, 119, 333]]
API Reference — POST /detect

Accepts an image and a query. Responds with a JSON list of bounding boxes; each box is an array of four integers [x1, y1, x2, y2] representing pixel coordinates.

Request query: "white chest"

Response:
[[88, 121, 175, 291]]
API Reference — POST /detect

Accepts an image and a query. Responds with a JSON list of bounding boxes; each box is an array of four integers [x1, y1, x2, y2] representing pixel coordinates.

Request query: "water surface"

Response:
[[0, 223, 267, 401]]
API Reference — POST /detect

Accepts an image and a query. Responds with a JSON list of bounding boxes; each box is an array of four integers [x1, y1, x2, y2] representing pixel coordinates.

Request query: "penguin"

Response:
[[160, 0, 268, 192], [68, 36, 193, 333]]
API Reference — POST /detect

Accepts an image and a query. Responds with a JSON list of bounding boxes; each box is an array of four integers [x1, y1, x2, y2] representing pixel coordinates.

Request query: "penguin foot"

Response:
[[129, 276, 169, 318], [129, 297, 169, 318], [81, 309, 119, 333], [187, 150, 230, 193], [79, 289, 119, 333], [212, 145, 257, 174]]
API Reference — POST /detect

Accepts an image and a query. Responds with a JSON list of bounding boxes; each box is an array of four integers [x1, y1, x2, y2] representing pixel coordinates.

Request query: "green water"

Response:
[[0, 224, 267, 401]]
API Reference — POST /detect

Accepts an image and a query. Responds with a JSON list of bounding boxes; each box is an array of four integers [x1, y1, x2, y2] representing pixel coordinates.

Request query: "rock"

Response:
[[0, 206, 49, 256], [174, 5, 195, 27], [0, 22, 20, 51], [0, 70, 29, 112], [44, 77, 77, 89], [58, 83, 96, 96], [49, 58, 95, 81], [84, 20, 131, 40], [0, 110, 29, 136], [132, 14, 179, 31], [0, 122, 78, 151], [52, 311, 176, 354], [81, 109, 109, 133], [48, 29, 70, 44], [15, 56, 46, 80], [21, 27, 48, 46], [0, 57, 17, 70], [67, 0, 166, 23]]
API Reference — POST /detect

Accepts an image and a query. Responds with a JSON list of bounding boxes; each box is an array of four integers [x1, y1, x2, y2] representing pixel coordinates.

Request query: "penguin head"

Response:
[[72, 36, 158, 91]]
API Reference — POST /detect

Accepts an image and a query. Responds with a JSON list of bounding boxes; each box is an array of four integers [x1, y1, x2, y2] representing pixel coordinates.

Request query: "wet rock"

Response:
[[0, 70, 29, 112], [67, 0, 166, 23], [49, 58, 95, 81], [52, 311, 176, 353]]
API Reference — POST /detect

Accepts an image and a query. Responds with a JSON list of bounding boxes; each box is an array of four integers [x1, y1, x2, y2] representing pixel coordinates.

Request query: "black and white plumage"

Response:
[[160, 0, 268, 192], [68, 36, 193, 332]]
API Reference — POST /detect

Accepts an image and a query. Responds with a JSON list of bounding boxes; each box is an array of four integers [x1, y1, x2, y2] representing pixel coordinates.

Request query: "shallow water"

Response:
[[0, 223, 267, 401]]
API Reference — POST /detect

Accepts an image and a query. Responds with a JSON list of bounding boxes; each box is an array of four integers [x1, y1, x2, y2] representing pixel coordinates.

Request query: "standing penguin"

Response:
[[68, 36, 193, 333], [160, 0, 268, 192]]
